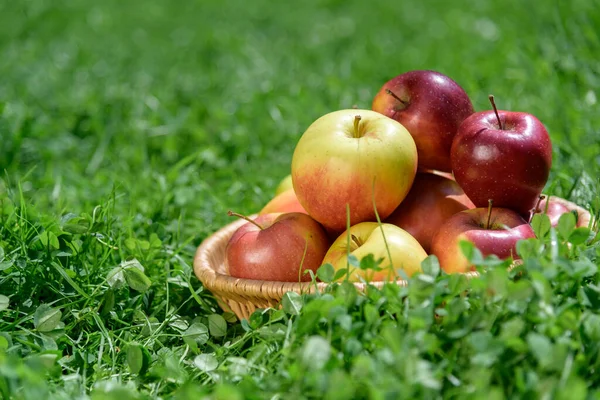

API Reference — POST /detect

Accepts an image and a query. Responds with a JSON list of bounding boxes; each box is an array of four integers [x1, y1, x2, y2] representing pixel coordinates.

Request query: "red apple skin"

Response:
[[534, 195, 593, 228], [259, 189, 307, 215], [385, 173, 475, 253], [226, 213, 330, 282], [372, 70, 475, 172], [431, 207, 536, 274], [451, 111, 553, 218]]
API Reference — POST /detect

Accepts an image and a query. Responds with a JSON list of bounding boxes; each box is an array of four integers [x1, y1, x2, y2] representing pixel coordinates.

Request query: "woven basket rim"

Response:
[[193, 214, 484, 298]]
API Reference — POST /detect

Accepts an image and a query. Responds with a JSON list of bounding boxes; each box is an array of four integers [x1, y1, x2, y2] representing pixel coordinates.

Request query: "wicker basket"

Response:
[[193, 215, 480, 320], [193, 197, 594, 320]]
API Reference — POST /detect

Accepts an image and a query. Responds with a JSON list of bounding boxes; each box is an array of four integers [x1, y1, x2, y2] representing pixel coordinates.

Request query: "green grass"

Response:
[[0, 0, 599, 398]]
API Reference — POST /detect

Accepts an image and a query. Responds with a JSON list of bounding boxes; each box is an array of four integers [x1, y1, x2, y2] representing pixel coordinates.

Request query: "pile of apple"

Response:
[[225, 70, 590, 283]]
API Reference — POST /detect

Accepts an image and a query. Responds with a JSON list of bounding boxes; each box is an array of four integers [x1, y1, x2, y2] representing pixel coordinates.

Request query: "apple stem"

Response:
[[227, 210, 264, 230], [486, 199, 493, 230], [351, 234, 363, 248], [488, 94, 504, 130], [353, 115, 362, 138], [529, 195, 546, 223], [385, 89, 408, 106]]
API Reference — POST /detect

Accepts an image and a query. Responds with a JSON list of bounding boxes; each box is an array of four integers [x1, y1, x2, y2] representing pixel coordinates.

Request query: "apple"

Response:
[[371, 70, 474, 172], [451, 96, 553, 218], [322, 222, 428, 282], [259, 188, 307, 215], [226, 212, 330, 282], [385, 172, 475, 252], [291, 109, 418, 233], [274, 174, 293, 196], [533, 195, 593, 228], [430, 205, 536, 274]]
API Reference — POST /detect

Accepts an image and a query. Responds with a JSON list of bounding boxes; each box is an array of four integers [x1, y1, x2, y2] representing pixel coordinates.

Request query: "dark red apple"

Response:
[[451, 97, 553, 218], [385, 172, 475, 252], [372, 70, 475, 172], [226, 212, 330, 282], [431, 206, 536, 273]]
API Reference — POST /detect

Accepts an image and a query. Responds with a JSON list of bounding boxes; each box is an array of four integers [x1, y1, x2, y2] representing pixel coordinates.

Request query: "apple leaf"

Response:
[[127, 342, 150, 375], [0, 295, 9, 311], [333, 268, 349, 281], [301, 336, 331, 370], [582, 313, 600, 342], [458, 240, 483, 265], [359, 253, 383, 272], [248, 309, 271, 330], [123, 262, 152, 293], [421, 255, 440, 277], [208, 314, 227, 337], [0, 336, 8, 351], [194, 353, 219, 372], [569, 227, 592, 245], [38, 231, 60, 250], [347, 254, 360, 268], [281, 291, 303, 316], [34, 305, 62, 333], [557, 212, 576, 240], [516, 238, 541, 259], [182, 322, 209, 346], [531, 213, 551, 239], [316, 263, 335, 283]]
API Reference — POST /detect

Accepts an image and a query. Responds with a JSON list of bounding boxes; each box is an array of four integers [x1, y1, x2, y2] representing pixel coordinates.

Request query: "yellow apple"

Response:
[[274, 174, 293, 196], [291, 109, 418, 233], [322, 222, 427, 282]]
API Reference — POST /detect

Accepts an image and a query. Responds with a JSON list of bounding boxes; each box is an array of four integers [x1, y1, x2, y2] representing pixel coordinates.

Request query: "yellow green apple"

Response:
[[322, 222, 427, 282], [274, 174, 293, 196], [291, 109, 418, 233]]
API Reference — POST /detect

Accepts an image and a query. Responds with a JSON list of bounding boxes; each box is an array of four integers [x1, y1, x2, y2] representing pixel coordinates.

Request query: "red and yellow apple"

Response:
[[291, 109, 418, 233], [259, 189, 307, 215], [385, 172, 474, 252], [226, 212, 330, 282], [431, 207, 536, 274], [322, 222, 427, 282]]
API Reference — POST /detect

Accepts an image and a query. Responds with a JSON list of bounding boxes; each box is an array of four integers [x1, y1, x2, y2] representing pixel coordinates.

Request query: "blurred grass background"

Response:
[[1, 0, 598, 241]]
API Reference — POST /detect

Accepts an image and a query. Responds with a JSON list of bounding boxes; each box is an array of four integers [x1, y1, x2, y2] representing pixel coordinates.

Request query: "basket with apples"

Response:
[[194, 70, 593, 320]]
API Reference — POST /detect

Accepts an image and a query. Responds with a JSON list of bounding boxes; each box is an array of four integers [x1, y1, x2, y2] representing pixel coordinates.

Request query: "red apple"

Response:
[[322, 222, 428, 282], [385, 172, 475, 252], [226, 212, 330, 282], [259, 189, 307, 215], [291, 109, 418, 233], [534, 195, 593, 228], [372, 70, 474, 172], [451, 96, 553, 218], [431, 206, 536, 273]]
